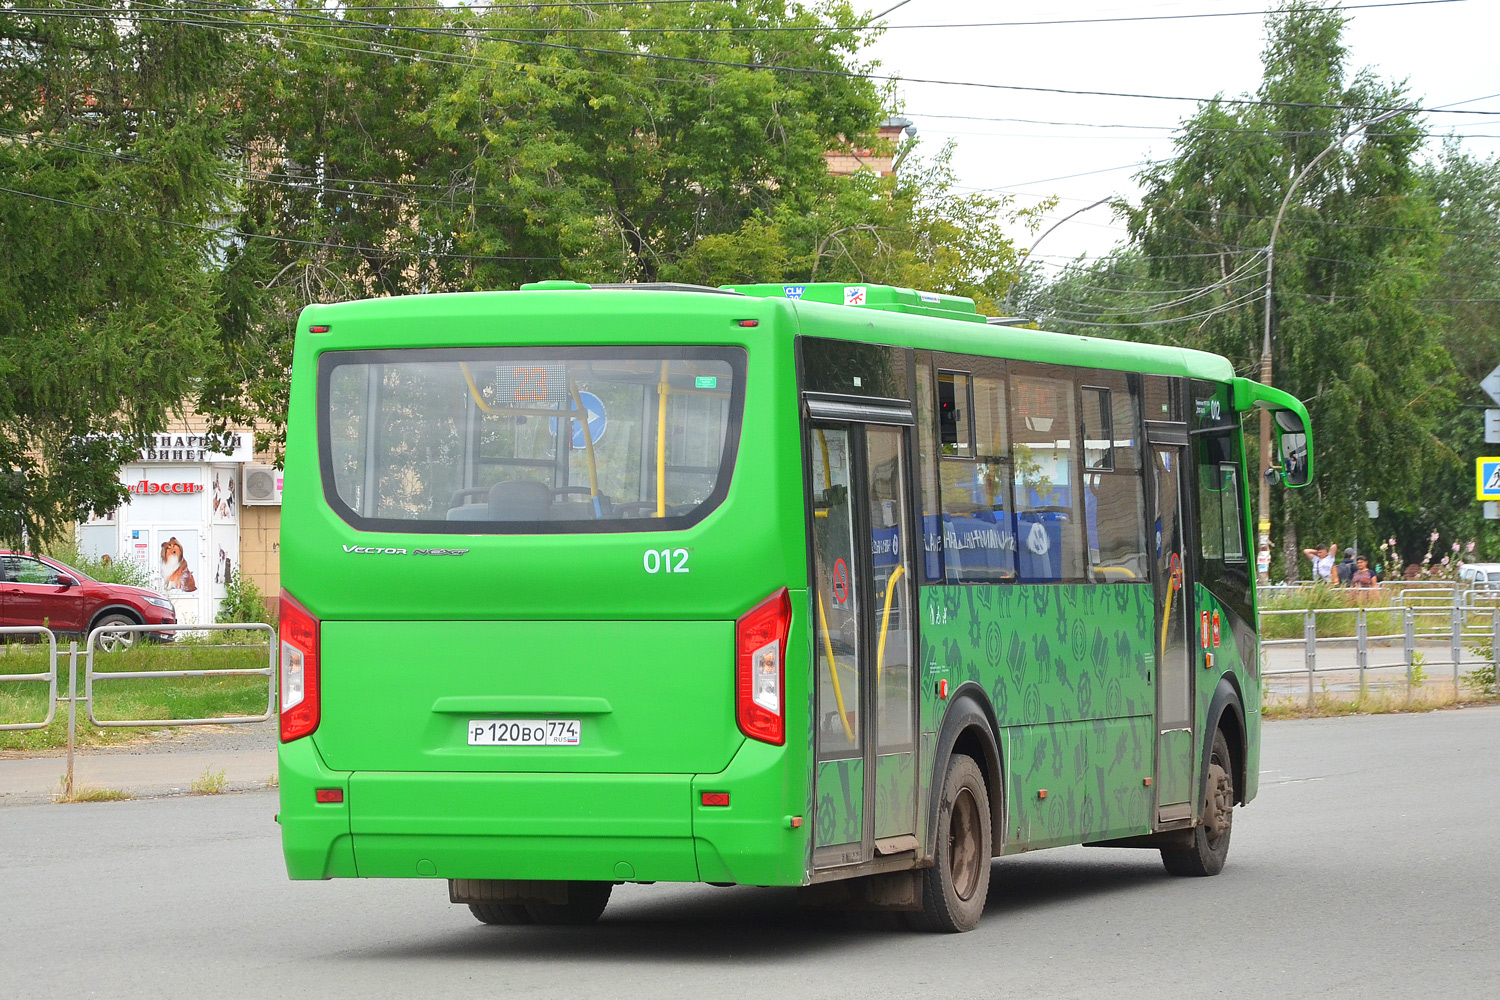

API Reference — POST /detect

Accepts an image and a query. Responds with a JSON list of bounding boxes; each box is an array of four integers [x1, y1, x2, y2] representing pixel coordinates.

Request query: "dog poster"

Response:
[[213, 546, 233, 586], [211, 468, 238, 524], [159, 535, 199, 594]]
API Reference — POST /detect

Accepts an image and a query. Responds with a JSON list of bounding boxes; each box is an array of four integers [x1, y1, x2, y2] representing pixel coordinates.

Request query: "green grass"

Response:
[[191, 767, 228, 795], [1263, 685, 1500, 720], [56, 784, 134, 803], [0, 640, 272, 753], [1257, 584, 1458, 640]]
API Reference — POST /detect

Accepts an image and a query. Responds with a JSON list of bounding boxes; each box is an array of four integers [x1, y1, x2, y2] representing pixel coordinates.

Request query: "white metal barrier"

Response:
[[4, 623, 275, 798], [84, 622, 276, 728], [0, 626, 58, 732], [1258, 599, 1500, 708]]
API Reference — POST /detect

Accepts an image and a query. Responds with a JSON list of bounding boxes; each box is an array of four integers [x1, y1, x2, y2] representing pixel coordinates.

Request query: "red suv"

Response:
[[0, 552, 177, 650]]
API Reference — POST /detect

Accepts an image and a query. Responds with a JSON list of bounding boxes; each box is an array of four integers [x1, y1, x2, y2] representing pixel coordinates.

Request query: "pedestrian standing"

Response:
[[1303, 542, 1338, 584], [1335, 547, 1357, 587]]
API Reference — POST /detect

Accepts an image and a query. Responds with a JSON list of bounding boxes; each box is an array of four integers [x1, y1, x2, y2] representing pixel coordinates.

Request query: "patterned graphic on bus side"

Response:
[[814, 757, 864, 849], [919, 583, 1156, 851], [1192, 582, 1259, 802]]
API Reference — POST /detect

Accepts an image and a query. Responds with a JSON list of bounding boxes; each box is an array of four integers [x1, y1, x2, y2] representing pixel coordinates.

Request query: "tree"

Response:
[[1030, 2, 1458, 577], [0, 3, 249, 544], [203, 2, 1028, 453]]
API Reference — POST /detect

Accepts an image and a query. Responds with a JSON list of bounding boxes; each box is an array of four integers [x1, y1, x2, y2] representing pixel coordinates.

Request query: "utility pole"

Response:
[[1256, 106, 1407, 584]]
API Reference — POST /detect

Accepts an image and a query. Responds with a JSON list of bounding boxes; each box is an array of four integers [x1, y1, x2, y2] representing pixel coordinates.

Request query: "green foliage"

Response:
[[199, 3, 1026, 454], [218, 569, 272, 627], [0, 3, 250, 544], [1026, 2, 1473, 576], [41, 540, 152, 589], [2, 1, 1031, 510]]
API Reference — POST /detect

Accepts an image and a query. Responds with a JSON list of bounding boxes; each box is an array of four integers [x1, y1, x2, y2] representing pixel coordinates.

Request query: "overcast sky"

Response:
[[854, 0, 1500, 270]]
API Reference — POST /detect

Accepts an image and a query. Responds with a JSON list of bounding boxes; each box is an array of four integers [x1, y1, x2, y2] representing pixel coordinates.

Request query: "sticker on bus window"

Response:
[[695, 376, 718, 389]]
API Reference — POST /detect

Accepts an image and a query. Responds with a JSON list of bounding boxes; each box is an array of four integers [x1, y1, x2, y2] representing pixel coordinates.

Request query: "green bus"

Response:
[[276, 280, 1312, 932]]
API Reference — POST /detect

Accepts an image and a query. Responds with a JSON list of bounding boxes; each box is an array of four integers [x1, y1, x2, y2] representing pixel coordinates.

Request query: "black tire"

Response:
[[523, 881, 613, 925], [93, 613, 141, 652], [906, 754, 991, 933], [1161, 728, 1235, 877], [468, 903, 533, 926]]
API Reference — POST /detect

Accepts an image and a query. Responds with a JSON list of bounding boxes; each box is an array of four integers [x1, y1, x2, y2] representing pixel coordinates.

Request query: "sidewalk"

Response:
[[0, 722, 277, 806]]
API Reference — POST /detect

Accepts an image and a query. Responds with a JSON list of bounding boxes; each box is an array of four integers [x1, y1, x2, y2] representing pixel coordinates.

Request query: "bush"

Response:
[[1257, 584, 1402, 640], [42, 540, 152, 589], [1462, 643, 1496, 695], [219, 569, 273, 628]]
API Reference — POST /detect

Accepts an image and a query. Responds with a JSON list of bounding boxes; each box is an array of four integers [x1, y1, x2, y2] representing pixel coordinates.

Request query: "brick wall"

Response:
[[239, 503, 281, 616]]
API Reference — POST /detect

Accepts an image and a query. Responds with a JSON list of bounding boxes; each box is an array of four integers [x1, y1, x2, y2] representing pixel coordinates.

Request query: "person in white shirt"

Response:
[[1302, 541, 1339, 583]]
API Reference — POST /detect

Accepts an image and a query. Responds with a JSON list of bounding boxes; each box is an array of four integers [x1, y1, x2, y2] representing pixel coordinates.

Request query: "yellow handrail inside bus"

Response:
[[656, 361, 670, 517], [816, 593, 856, 743], [1159, 557, 1181, 660], [876, 563, 906, 685], [568, 379, 601, 514], [460, 362, 500, 414]]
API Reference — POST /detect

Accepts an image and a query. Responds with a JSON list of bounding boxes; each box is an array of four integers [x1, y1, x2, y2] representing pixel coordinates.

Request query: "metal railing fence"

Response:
[[84, 622, 276, 728], [1257, 592, 1500, 708], [0, 626, 58, 732], [0, 622, 275, 798]]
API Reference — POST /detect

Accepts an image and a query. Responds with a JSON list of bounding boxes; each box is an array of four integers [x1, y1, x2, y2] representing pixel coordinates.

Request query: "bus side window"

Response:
[[1010, 367, 1086, 583], [915, 356, 944, 582], [1082, 372, 1148, 584], [936, 362, 1015, 584], [937, 371, 974, 458], [1192, 421, 1254, 627]]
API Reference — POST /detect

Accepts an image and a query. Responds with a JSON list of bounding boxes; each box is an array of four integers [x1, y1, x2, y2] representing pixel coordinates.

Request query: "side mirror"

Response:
[[1273, 410, 1312, 487], [57, 574, 78, 588]]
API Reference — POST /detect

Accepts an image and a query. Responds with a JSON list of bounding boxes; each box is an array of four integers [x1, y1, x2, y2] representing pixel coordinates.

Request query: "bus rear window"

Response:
[[318, 347, 745, 533]]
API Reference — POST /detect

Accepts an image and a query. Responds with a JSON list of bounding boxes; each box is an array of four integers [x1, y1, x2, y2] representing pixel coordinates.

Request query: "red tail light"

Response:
[[736, 588, 790, 746], [279, 590, 321, 743]]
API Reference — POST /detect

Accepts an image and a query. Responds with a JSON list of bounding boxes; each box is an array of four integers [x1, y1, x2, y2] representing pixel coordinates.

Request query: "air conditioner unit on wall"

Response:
[[243, 464, 283, 506]]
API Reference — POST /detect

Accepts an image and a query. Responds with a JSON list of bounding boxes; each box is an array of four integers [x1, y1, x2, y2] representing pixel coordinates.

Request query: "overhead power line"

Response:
[[17, 0, 1475, 31], [28, 1, 1500, 116]]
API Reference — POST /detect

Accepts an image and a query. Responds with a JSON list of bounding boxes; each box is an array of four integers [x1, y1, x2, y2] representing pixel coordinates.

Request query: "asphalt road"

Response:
[[2, 707, 1497, 1000]]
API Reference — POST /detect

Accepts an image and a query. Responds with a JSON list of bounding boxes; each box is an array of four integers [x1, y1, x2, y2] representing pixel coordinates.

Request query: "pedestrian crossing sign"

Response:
[[1477, 458, 1500, 500]]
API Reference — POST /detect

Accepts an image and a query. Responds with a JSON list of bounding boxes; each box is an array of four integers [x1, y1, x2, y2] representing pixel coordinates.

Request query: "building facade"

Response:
[[76, 430, 282, 624]]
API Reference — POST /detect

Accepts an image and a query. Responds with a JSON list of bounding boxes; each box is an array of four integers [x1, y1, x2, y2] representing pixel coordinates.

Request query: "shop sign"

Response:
[[129, 480, 205, 495], [138, 433, 252, 463]]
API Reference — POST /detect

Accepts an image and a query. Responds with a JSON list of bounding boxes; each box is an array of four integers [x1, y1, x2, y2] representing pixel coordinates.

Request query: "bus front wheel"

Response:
[[1161, 728, 1234, 877], [907, 753, 991, 933]]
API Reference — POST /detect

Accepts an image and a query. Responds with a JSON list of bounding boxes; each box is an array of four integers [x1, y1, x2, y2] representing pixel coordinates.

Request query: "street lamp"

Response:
[[1255, 106, 1408, 584]]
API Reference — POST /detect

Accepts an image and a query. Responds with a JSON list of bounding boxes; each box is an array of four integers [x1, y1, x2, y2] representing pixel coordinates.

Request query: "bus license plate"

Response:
[[468, 719, 581, 746]]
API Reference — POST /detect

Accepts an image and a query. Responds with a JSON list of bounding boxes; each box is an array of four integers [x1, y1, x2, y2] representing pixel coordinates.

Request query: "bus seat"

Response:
[[446, 505, 493, 521], [550, 502, 600, 520], [487, 480, 553, 520]]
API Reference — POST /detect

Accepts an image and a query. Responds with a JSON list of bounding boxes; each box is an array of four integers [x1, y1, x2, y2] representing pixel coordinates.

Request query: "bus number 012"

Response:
[[644, 548, 690, 574]]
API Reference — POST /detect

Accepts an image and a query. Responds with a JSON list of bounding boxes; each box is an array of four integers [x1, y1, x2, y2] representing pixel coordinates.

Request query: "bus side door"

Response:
[[1147, 423, 1196, 825], [806, 417, 920, 870]]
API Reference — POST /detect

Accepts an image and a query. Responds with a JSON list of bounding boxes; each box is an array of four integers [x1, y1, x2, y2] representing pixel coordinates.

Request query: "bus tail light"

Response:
[[736, 588, 790, 746], [279, 590, 321, 743]]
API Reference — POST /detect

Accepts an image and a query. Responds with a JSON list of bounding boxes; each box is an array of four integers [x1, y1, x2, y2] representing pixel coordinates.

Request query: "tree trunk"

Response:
[[1283, 520, 1299, 583]]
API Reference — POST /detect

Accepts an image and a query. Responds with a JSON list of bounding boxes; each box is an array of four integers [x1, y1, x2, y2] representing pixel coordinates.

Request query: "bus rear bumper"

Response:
[[278, 743, 808, 886], [343, 770, 700, 882], [278, 737, 358, 881]]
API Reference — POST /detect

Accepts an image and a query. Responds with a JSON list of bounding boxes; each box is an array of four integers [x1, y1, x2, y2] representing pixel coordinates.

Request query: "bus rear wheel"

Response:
[[907, 753, 991, 933], [523, 881, 613, 925], [468, 903, 532, 926], [1161, 728, 1235, 877]]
